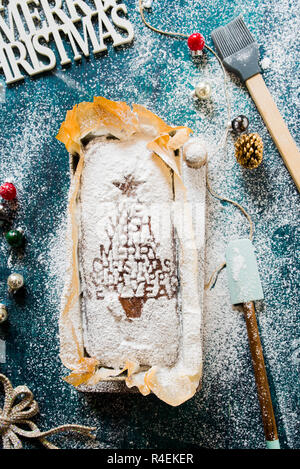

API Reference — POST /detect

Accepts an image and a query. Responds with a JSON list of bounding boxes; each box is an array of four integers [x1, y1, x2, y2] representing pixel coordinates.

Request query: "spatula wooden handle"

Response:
[[246, 73, 300, 191], [243, 301, 280, 447]]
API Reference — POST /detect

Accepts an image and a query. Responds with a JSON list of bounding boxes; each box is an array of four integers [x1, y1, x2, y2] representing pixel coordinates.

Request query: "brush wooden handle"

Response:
[[243, 301, 280, 447], [246, 73, 300, 191]]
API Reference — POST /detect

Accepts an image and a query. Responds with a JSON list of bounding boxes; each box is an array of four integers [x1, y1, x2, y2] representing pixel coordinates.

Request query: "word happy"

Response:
[[0, 0, 134, 84]]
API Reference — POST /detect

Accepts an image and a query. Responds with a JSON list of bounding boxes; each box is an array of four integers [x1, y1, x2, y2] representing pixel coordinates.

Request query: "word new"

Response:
[[0, 0, 134, 84]]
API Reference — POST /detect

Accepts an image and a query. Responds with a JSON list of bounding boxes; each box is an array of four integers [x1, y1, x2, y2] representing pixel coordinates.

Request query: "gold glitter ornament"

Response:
[[235, 133, 263, 169], [0, 373, 96, 449], [0, 304, 8, 323]]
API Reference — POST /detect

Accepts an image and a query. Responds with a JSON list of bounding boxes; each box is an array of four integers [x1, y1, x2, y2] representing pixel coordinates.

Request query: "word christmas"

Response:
[[0, 0, 134, 84]]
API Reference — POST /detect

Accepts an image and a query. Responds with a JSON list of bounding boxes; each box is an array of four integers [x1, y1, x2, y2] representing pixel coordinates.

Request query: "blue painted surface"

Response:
[[0, 0, 299, 449]]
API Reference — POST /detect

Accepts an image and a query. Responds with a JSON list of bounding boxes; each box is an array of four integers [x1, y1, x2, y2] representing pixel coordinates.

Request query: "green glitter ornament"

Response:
[[5, 228, 24, 247]]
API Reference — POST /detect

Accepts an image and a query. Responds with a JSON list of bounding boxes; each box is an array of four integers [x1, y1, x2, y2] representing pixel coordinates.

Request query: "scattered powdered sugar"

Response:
[[0, 0, 298, 449], [260, 56, 272, 70]]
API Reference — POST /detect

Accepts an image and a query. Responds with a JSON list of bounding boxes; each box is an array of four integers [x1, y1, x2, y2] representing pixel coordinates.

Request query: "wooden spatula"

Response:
[[226, 238, 280, 449], [211, 16, 300, 191]]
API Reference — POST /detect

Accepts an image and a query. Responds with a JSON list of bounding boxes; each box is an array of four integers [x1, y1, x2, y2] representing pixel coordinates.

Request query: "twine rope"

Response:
[[0, 373, 96, 449], [138, 1, 254, 289]]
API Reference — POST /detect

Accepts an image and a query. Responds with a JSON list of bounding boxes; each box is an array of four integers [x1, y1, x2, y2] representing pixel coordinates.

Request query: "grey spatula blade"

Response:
[[211, 15, 261, 81]]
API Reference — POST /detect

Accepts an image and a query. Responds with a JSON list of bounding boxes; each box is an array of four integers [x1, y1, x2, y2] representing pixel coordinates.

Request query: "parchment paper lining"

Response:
[[56, 97, 202, 406]]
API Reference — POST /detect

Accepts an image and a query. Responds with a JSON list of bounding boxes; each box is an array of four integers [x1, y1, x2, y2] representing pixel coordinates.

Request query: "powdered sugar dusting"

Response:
[[0, 0, 298, 449], [80, 136, 181, 370]]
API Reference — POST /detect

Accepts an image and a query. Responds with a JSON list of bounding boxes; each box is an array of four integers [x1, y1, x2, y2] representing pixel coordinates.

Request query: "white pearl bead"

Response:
[[7, 273, 24, 292], [143, 0, 153, 8], [195, 81, 212, 100], [183, 137, 208, 168]]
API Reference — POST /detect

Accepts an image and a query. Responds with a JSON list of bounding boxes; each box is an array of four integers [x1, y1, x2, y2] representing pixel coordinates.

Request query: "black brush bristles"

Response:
[[212, 15, 256, 59], [211, 15, 261, 82]]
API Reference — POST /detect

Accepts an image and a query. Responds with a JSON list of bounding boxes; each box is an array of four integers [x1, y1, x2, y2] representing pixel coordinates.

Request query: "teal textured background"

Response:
[[0, 0, 299, 449]]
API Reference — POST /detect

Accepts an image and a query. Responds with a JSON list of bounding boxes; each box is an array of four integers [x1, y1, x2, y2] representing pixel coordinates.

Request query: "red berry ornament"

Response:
[[187, 33, 205, 55], [0, 182, 17, 200]]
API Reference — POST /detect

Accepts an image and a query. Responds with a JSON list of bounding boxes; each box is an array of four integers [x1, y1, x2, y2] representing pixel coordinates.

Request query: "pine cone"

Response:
[[234, 133, 263, 169]]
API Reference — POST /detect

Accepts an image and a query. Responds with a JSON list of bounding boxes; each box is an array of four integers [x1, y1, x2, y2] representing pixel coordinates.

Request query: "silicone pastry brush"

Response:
[[225, 239, 280, 449], [211, 16, 300, 191]]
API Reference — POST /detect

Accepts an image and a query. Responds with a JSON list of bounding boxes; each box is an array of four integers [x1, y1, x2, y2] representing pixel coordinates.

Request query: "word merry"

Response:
[[0, 0, 134, 84]]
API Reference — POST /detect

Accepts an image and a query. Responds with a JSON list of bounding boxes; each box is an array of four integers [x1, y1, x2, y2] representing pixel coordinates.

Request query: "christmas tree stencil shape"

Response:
[[90, 175, 177, 319]]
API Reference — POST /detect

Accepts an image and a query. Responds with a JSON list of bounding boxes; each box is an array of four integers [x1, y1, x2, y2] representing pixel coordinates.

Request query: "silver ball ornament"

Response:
[[0, 303, 8, 323], [195, 81, 212, 100], [7, 273, 24, 292]]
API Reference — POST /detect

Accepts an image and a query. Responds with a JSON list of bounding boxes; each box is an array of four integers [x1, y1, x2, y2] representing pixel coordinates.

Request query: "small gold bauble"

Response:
[[7, 273, 24, 292], [195, 81, 212, 100], [0, 303, 8, 323], [235, 133, 263, 169]]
